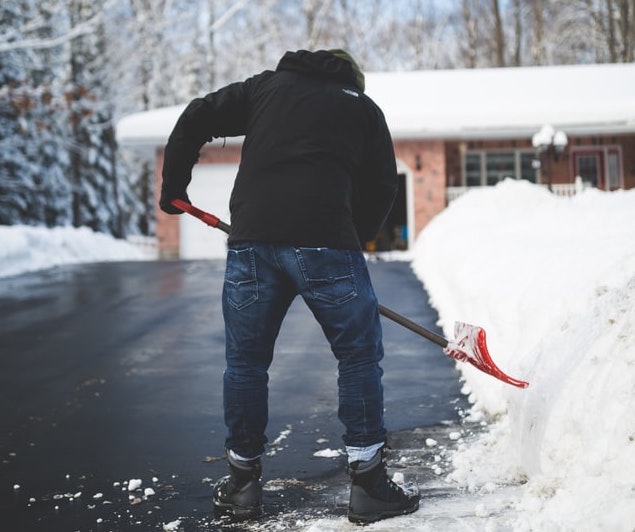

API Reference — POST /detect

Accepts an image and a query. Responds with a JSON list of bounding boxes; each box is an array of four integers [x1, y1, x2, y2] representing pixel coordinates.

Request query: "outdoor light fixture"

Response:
[[532, 124, 555, 149], [552, 130, 568, 154], [532, 124, 568, 191]]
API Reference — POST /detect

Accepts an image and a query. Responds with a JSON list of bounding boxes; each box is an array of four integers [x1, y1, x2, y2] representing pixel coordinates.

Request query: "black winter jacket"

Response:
[[161, 50, 398, 249]]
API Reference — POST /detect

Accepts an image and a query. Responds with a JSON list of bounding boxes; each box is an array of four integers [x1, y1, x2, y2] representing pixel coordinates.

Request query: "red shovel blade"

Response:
[[444, 322, 529, 389]]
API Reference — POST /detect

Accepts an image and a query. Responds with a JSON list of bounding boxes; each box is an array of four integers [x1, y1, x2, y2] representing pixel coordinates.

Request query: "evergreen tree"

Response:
[[0, 1, 72, 227], [67, 0, 123, 236]]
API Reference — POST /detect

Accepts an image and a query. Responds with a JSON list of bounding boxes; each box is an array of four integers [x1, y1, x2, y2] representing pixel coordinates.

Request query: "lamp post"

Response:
[[532, 125, 568, 192]]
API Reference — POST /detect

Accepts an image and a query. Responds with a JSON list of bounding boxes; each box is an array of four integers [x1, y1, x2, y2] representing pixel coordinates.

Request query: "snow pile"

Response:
[[413, 179, 635, 530], [0, 224, 147, 279]]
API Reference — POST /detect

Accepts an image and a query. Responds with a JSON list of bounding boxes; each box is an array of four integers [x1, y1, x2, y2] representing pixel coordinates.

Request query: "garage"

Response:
[[179, 163, 238, 259]]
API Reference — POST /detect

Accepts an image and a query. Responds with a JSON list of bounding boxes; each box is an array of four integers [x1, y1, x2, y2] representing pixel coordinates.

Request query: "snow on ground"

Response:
[[1, 180, 634, 530], [411, 180, 635, 531], [0, 225, 148, 278]]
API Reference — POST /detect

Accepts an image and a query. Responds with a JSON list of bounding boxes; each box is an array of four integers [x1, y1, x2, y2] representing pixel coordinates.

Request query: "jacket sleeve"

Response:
[[353, 104, 399, 243], [159, 79, 252, 213]]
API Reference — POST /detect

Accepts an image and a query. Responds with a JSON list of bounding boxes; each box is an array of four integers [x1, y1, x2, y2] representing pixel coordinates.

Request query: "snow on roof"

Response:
[[116, 63, 635, 147], [116, 104, 187, 149]]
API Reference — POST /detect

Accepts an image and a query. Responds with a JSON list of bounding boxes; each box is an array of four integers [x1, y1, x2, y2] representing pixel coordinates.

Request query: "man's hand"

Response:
[[159, 190, 190, 214]]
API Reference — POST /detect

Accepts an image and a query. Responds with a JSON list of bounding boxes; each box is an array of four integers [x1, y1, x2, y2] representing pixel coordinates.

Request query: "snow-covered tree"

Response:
[[66, 0, 125, 235], [0, 1, 72, 227]]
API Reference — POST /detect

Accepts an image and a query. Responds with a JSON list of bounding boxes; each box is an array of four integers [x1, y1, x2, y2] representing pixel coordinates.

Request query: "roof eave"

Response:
[[390, 120, 635, 141]]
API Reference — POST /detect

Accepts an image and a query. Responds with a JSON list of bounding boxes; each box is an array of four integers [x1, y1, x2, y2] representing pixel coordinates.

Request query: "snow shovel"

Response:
[[172, 199, 529, 389]]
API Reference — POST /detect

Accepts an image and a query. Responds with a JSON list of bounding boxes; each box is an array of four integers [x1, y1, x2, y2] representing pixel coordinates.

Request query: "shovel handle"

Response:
[[171, 199, 231, 234], [171, 199, 528, 388], [378, 304, 448, 348]]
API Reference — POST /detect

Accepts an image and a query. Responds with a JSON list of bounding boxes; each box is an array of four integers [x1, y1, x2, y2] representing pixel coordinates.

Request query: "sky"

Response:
[[1, 179, 633, 530]]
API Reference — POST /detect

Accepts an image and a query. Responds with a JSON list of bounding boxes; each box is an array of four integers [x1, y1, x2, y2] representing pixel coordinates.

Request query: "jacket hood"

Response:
[[276, 50, 365, 92]]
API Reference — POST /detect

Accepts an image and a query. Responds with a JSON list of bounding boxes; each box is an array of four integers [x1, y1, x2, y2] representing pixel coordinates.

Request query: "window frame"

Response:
[[461, 149, 539, 186], [570, 145, 623, 191]]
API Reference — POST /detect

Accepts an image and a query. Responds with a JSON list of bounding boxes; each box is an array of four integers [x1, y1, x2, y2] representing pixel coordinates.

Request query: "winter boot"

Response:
[[213, 453, 263, 520], [347, 447, 419, 524]]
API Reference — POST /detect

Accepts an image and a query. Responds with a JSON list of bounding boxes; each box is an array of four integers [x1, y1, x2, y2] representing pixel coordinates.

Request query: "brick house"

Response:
[[117, 62, 635, 259]]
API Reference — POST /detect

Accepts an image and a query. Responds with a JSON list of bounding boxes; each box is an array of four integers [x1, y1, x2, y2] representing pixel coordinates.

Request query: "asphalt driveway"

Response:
[[0, 258, 467, 531]]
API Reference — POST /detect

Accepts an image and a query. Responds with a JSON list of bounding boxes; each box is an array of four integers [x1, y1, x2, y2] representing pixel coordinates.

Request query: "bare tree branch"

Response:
[[0, 18, 97, 53]]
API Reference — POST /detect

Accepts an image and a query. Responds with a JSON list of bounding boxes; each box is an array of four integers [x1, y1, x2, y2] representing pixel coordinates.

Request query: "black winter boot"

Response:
[[213, 453, 263, 520], [347, 447, 419, 524]]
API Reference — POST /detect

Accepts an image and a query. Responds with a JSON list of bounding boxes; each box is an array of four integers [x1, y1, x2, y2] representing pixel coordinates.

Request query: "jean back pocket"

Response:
[[295, 248, 357, 304], [225, 247, 259, 310]]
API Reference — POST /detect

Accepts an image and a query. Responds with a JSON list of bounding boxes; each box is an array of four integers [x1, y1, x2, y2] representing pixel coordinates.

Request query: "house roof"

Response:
[[116, 62, 635, 147]]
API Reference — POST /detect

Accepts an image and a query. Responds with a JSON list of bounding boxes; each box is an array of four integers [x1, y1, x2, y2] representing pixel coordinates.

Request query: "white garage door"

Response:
[[179, 164, 238, 259]]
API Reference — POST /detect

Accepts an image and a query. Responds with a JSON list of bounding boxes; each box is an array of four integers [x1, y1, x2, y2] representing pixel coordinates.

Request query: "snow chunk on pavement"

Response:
[[313, 449, 344, 458]]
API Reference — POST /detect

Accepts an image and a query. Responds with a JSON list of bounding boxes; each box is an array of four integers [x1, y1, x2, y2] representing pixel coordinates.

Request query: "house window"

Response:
[[486, 152, 515, 185], [607, 151, 620, 189], [463, 150, 538, 186], [465, 153, 481, 186], [572, 146, 623, 191], [520, 153, 538, 182], [576, 154, 600, 187]]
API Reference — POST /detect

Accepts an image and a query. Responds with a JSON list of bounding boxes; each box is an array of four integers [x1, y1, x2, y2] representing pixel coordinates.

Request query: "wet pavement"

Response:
[[0, 258, 469, 531]]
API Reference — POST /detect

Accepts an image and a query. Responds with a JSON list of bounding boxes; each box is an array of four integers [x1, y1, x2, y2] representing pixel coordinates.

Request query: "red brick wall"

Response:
[[154, 148, 179, 258], [393, 140, 446, 237]]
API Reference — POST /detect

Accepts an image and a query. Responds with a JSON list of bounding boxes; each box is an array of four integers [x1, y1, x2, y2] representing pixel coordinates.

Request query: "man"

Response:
[[159, 49, 419, 524]]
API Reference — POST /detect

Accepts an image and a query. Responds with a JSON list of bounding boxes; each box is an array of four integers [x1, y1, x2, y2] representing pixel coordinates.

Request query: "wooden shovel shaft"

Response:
[[378, 304, 448, 348]]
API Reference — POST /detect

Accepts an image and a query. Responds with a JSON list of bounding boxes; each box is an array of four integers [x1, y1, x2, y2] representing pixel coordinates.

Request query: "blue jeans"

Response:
[[222, 242, 387, 459]]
